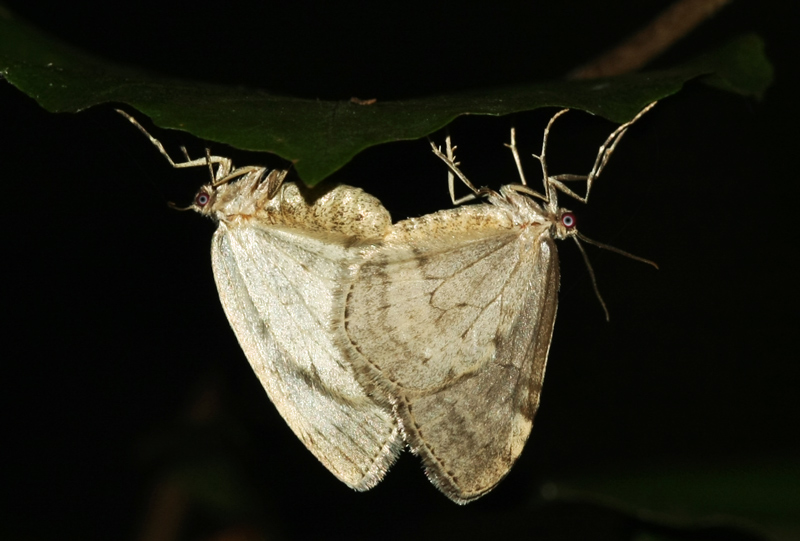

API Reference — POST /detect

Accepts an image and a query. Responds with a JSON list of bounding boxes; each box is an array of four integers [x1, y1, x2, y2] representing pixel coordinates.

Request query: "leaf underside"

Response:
[[0, 10, 773, 185]]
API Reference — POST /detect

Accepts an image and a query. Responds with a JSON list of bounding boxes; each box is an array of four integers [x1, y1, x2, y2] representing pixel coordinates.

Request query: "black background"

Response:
[[2, 1, 797, 540]]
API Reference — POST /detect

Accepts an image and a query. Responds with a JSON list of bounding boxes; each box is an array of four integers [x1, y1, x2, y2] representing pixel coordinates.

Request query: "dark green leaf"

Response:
[[0, 8, 773, 185]]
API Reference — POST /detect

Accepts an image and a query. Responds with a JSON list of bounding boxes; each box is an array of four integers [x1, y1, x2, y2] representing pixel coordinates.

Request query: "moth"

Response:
[[340, 103, 658, 503], [117, 111, 403, 490]]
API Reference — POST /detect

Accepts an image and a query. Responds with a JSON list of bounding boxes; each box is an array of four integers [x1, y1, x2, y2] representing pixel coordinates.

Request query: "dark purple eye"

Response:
[[195, 192, 210, 207], [561, 212, 576, 229]]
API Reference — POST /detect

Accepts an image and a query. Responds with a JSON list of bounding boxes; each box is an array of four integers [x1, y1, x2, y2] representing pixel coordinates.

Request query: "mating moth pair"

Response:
[[119, 102, 656, 503]]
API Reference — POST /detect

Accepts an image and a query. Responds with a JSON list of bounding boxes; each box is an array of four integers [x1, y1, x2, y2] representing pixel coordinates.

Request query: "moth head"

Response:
[[190, 184, 217, 216], [553, 209, 578, 239]]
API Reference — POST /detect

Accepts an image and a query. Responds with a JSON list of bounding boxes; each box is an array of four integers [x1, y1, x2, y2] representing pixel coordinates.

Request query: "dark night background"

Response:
[[2, 1, 798, 540]]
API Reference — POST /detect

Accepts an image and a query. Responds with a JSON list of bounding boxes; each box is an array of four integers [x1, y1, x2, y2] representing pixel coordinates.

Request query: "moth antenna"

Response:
[[572, 232, 658, 320], [167, 201, 195, 211], [577, 232, 659, 269], [571, 236, 610, 322]]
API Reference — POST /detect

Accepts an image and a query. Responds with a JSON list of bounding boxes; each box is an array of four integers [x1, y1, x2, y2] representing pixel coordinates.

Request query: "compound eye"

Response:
[[195, 191, 210, 207], [561, 212, 576, 229]]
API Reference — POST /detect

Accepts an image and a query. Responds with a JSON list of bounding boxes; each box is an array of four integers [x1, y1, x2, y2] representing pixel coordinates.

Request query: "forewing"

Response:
[[211, 223, 401, 490], [345, 205, 520, 393], [401, 237, 559, 502], [344, 205, 559, 502]]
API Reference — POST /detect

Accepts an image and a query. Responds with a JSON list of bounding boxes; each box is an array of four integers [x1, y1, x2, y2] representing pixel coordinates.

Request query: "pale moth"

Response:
[[117, 111, 403, 490], [340, 103, 658, 503]]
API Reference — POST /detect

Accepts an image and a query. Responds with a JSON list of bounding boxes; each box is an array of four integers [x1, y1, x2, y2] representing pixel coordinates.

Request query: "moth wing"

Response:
[[344, 205, 559, 502], [212, 222, 401, 490], [401, 236, 558, 502]]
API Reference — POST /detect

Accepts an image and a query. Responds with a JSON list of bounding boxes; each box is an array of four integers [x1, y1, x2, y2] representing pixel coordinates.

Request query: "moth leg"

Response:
[[213, 165, 272, 188], [581, 101, 657, 200], [529, 108, 571, 205], [544, 101, 658, 203], [504, 127, 547, 202], [261, 168, 290, 200], [504, 126, 529, 186], [546, 174, 591, 204], [116, 109, 233, 178], [430, 135, 484, 206]]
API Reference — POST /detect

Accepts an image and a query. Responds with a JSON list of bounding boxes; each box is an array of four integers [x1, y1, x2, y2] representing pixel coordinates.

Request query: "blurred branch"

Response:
[[569, 0, 733, 79]]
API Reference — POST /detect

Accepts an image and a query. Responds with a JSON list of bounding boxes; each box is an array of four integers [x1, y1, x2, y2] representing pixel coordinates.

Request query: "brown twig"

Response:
[[569, 0, 733, 79]]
